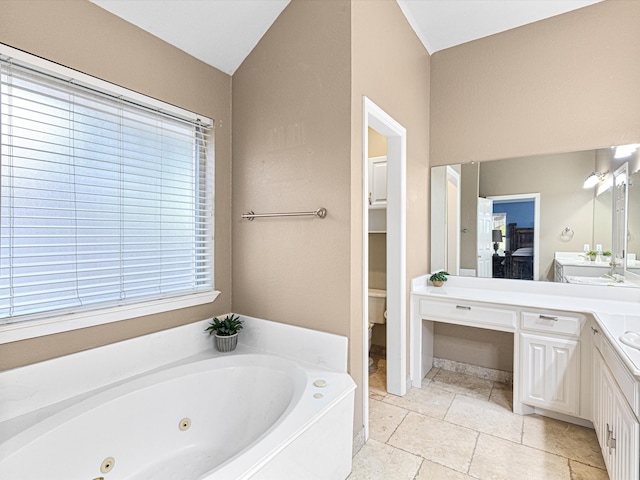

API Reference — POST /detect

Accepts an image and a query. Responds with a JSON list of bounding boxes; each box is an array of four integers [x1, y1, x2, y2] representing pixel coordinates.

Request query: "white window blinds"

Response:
[[0, 58, 214, 323]]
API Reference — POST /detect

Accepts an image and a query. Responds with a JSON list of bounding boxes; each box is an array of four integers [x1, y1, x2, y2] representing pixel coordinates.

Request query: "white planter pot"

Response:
[[215, 333, 239, 352]]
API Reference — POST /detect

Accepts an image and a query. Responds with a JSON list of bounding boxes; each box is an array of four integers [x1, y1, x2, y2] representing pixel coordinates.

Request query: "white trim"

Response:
[[0, 290, 220, 344], [0, 43, 212, 126], [363, 97, 408, 441]]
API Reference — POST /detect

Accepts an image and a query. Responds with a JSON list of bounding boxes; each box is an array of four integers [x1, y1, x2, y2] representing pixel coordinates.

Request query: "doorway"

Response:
[[487, 193, 540, 280], [362, 97, 407, 441]]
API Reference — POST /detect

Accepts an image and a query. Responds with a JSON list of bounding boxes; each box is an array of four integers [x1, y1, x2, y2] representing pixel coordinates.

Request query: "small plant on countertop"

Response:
[[429, 271, 450, 285], [585, 250, 598, 260], [601, 250, 612, 258], [205, 314, 244, 337]]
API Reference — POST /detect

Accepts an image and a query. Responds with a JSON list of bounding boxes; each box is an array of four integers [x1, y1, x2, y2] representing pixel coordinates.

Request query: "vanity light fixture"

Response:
[[583, 171, 606, 189], [613, 143, 640, 159]]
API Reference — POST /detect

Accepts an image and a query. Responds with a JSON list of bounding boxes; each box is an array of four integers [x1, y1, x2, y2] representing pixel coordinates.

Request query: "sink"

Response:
[[620, 331, 640, 350], [564, 275, 634, 287]]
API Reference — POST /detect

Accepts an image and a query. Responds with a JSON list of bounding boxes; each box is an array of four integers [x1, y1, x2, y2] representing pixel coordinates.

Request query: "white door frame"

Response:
[[362, 97, 407, 441], [487, 193, 541, 280]]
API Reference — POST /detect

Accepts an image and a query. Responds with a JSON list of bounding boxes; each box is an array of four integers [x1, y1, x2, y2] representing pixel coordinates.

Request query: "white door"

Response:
[[477, 197, 493, 277]]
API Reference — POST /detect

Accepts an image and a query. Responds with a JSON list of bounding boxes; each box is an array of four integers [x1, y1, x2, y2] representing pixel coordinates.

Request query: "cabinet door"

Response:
[[520, 333, 580, 415], [602, 361, 640, 480], [368, 156, 387, 208], [594, 347, 640, 480]]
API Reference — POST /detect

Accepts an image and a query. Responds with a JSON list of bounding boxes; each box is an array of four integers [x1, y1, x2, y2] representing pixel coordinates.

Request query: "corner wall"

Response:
[[0, 0, 232, 369], [231, 0, 352, 335], [431, 0, 640, 166]]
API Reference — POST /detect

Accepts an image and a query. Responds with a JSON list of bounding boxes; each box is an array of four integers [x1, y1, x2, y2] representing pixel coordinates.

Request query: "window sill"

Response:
[[0, 290, 220, 345]]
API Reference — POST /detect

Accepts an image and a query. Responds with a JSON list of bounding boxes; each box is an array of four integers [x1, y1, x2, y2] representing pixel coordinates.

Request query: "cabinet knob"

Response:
[[456, 305, 471, 310], [539, 314, 558, 321]]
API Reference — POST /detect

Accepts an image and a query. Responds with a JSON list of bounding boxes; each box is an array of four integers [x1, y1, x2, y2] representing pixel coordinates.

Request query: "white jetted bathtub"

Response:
[[0, 352, 356, 480]]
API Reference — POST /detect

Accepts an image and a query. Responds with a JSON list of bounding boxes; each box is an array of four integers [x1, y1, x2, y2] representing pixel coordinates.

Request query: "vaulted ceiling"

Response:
[[89, 0, 601, 75]]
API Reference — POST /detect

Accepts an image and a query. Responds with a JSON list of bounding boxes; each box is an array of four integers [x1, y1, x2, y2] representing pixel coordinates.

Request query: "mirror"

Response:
[[627, 166, 640, 277], [431, 145, 639, 284]]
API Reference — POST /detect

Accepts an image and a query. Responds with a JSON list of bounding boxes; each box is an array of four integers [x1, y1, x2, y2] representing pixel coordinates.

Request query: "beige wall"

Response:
[[431, 0, 640, 166], [351, 0, 430, 431], [231, 0, 352, 330], [434, 324, 513, 372], [368, 235, 386, 290], [0, 0, 232, 370], [368, 127, 387, 157], [429, 0, 640, 372]]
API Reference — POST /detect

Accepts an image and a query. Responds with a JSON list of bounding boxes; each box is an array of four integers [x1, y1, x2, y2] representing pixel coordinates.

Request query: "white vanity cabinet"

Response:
[[519, 311, 583, 415], [411, 275, 640, 480], [592, 326, 639, 480], [367, 156, 387, 208]]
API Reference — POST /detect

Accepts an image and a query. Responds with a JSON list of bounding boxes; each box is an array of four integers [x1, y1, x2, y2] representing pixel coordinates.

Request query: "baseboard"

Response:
[[433, 357, 513, 385]]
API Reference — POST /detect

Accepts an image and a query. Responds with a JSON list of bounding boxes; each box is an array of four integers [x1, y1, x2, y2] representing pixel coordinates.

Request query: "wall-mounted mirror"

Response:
[[626, 166, 640, 278], [431, 145, 640, 286]]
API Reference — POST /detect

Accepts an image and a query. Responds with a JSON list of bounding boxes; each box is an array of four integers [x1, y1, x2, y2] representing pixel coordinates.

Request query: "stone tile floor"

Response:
[[348, 357, 609, 480]]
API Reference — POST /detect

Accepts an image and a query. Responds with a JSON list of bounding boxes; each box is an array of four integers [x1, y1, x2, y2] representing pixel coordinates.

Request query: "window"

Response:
[[0, 49, 214, 330]]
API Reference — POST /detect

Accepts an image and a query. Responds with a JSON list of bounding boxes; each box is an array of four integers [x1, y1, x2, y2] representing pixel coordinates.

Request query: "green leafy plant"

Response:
[[585, 250, 598, 257], [429, 271, 450, 283], [205, 314, 243, 337], [601, 250, 612, 257]]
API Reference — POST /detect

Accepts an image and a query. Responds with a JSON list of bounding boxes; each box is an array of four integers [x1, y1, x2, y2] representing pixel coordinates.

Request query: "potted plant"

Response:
[[429, 270, 450, 287], [601, 250, 612, 262], [205, 314, 243, 352], [585, 250, 598, 261]]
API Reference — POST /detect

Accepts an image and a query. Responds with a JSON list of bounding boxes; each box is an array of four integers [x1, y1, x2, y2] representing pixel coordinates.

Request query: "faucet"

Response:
[[604, 261, 624, 283]]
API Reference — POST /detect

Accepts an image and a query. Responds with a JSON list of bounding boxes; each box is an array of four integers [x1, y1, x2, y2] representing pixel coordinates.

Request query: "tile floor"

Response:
[[348, 356, 609, 480]]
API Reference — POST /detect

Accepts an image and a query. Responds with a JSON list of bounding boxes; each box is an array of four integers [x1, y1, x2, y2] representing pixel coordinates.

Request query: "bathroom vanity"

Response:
[[411, 275, 640, 480], [554, 252, 613, 283]]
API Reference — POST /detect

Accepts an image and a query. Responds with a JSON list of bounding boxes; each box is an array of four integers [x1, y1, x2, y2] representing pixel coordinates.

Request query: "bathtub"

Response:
[[0, 352, 356, 480]]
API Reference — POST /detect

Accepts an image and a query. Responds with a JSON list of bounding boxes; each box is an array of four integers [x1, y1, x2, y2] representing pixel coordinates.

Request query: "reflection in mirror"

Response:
[[627, 167, 640, 278], [431, 145, 639, 286]]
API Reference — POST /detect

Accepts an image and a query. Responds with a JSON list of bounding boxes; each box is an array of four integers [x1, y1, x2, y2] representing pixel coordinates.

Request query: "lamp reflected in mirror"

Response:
[[492, 229, 503, 256]]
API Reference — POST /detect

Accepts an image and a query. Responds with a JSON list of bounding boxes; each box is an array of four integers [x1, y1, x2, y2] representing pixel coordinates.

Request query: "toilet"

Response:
[[368, 288, 387, 371]]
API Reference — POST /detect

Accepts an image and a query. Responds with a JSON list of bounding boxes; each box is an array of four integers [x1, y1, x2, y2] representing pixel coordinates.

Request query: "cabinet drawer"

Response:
[[418, 299, 516, 331], [521, 311, 583, 337]]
